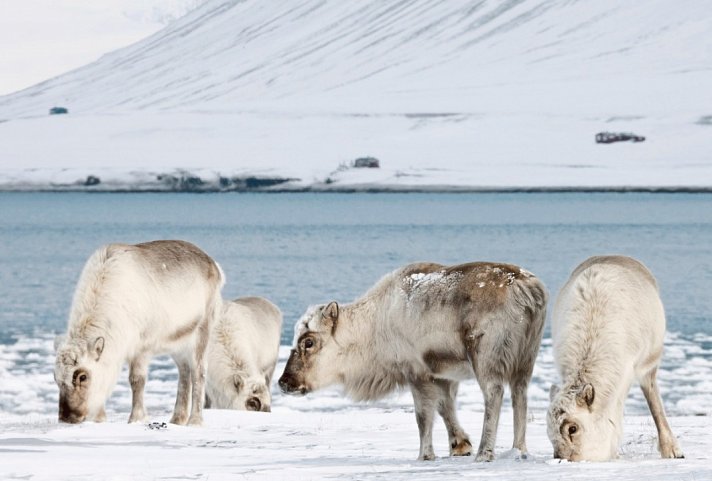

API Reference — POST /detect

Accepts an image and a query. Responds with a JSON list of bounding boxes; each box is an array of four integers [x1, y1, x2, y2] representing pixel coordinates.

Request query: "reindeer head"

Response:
[[221, 372, 273, 412], [54, 335, 107, 423], [547, 383, 619, 461], [278, 302, 341, 395]]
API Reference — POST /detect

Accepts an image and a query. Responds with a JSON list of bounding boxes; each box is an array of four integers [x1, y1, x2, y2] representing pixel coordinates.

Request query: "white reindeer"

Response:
[[205, 296, 282, 412], [547, 255, 684, 461], [54, 240, 224, 425], [279, 261, 547, 461]]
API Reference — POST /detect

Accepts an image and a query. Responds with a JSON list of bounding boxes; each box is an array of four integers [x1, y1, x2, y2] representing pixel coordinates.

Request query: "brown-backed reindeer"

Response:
[[279, 262, 547, 461], [54, 240, 224, 425]]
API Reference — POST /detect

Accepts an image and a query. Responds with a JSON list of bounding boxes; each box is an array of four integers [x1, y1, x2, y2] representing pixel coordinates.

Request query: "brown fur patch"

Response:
[[403, 263, 528, 315], [168, 317, 201, 342], [400, 262, 530, 314], [447, 262, 527, 308], [423, 350, 466, 374]]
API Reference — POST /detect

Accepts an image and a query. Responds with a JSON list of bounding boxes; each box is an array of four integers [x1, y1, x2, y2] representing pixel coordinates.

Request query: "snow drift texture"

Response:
[[1, 0, 711, 191]]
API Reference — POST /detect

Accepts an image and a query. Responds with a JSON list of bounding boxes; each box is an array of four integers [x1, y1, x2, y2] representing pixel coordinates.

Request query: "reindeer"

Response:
[[53, 240, 224, 425], [205, 296, 282, 412], [279, 261, 547, 461], [547, 255, 684, 461]]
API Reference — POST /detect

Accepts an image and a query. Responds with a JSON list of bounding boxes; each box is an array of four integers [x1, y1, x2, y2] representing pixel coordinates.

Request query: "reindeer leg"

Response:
[[510, 376, 529, 456], [128, 354, 149, 423], [475, 379, 504, 462], [467, 329, 504, 462], [434, 379, 472, 456], [187, 316, 210, 426], [639, 366, 684, 458], [411, 380, 439, 461], [170, 357, 191, 425]]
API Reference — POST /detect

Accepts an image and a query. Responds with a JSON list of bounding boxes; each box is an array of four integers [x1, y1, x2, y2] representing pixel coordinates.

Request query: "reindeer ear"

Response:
[[233, 374, 243, 392], [54, 334, 67, 352], [92, 337, 105, 361], [549, 384, 560, 402], [321, 301, 339, 333], [576, 383, 595, 408]]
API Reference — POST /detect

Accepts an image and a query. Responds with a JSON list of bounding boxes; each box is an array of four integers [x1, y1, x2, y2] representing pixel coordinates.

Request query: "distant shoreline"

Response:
[[1, 185, 711, 194]]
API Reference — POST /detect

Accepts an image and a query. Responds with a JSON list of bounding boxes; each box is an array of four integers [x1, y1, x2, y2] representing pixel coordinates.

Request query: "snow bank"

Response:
[[0, 404, 708, 480], [1, 333, 710, 479]]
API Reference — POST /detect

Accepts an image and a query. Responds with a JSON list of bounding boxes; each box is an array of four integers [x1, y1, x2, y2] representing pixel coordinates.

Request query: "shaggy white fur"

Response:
[[54, 240, 224, 425], [206, 297, 282, 412], [547, 255, 684, 461]]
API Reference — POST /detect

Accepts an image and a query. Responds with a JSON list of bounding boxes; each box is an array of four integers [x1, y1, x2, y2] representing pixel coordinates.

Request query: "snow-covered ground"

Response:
[[1, 340, 710, 480], [2, 410, 709, 481], [1, 0, 711, 191]]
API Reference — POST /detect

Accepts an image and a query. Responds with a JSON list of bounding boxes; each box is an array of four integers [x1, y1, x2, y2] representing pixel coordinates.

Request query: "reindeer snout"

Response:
[[278, 373, 294, 393], [58, 408, 85, 424], [58, 397, 85, 424], [245, 397, 262, 412], [59, 414, 84, 424], [278, 373, 306, 395]]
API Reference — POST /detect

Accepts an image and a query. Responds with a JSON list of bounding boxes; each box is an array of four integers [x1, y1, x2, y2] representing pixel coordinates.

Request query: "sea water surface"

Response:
[[1, 193, 711, 419]]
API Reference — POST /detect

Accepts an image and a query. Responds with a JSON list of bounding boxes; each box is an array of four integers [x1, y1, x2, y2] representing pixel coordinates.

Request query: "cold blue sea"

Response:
[[1, 192, 711, 418]]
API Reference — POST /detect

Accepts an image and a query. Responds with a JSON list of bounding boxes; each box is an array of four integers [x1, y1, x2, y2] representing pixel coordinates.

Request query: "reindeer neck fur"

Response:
[[213, 321, 252, 378], [560, 336, 632, 430], [64, 246, 137, 400], [67, 291, 139, 366], [555, 299, 635, 433], [333, 297, 411, 402]]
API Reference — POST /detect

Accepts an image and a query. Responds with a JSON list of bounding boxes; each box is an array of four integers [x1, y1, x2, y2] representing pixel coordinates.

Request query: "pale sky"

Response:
[[0, 0, 202, 95]]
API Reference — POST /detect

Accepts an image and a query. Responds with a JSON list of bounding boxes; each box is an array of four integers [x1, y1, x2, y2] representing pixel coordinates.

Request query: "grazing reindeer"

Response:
[[279, 261, 547, 461], [54, 240, 224, 425], [547, 255, 684, 461], [206, 297, 282, 412]]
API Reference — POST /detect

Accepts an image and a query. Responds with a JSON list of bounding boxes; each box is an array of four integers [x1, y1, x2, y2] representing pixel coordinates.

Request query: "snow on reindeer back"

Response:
[[401, 265, 534, 299], [400, 270, 464, 302]]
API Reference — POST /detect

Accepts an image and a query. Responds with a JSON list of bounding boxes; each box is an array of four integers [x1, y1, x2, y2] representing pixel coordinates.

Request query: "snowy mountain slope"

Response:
[[0, 0, 710, 190]]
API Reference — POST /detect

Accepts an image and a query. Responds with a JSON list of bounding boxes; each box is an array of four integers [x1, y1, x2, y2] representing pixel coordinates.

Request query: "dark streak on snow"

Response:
[[1, 182, 712, 194]]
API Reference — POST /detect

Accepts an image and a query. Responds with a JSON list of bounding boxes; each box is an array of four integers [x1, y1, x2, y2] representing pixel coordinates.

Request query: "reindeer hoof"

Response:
[[475, 450, 495, 462], [169, 414, 188, 426], [660, 444, 684, 459], [418, 452, 436, 461], [95, 408, 107, 423], [187, 415, 203, 427], [128, 412, 148, 424], [451, 439, 473, 456]]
